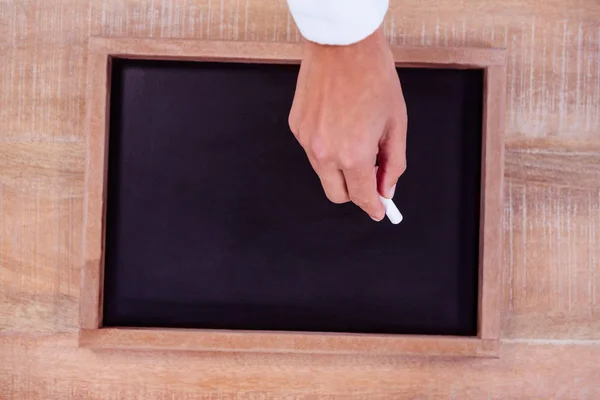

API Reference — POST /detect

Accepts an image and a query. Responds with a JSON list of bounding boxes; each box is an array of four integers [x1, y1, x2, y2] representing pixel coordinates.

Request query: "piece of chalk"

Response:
[[379, 196, 403, 224]]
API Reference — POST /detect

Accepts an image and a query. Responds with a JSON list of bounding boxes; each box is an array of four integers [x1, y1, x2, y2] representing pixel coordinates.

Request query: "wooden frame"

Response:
[[80, 37, 506, 357]]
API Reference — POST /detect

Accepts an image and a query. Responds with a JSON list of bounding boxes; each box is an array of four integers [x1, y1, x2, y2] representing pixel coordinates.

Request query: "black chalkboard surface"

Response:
[[103, 59, 483, 337]]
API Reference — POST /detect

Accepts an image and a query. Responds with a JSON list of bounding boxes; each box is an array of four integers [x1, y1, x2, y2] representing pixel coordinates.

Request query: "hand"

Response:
[[289, 28, 407, 221]]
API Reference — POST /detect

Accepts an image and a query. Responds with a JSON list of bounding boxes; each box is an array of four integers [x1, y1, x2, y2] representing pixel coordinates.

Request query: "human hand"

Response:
[[289, 28, 407, 221]]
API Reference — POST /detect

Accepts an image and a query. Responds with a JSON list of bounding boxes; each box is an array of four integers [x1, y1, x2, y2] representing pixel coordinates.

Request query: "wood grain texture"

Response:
[[2, 0, 600, 397], [79, 50, 110, 330], [503, 138, 600, 340], [88, 36, 506, 66], [2, 334, 600, 399], [79, 328, 499, 357], [478, 65, 506, 340]]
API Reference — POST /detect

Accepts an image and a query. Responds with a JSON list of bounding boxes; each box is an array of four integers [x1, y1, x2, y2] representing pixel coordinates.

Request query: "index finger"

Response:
[[343, 165, 385, 221]]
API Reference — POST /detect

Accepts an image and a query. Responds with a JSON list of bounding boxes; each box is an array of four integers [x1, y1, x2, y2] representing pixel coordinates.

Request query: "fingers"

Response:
[[377, 119, 407, 199], [302, 151, 350, 204], [290, 120, 390, 221], [318, 167, 350, 204], [312, 160, 351, 204], [298, 136, 386, 220], [309, 140, 383, 219], [343, 164, 386, 221]]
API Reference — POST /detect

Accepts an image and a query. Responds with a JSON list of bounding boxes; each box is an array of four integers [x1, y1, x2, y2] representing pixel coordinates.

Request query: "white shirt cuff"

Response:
[[286, 0, 389, 46]]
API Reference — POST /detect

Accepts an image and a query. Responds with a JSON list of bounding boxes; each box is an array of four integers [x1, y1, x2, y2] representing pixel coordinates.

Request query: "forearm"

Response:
[[286, 0, 389, 45]]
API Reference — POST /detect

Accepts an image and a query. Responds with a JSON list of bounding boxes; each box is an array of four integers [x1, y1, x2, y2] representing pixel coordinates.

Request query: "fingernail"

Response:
[[370, 214, 383, 222], [387, 184, 396, 199]]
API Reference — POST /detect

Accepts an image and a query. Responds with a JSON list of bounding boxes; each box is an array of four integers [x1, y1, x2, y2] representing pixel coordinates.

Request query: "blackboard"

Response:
[[103, 58, 483, 337]]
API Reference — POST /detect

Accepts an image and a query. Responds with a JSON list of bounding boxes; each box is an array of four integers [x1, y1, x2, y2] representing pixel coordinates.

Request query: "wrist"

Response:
[[305, 28, 387, 57], [304, 28, 391, 70]]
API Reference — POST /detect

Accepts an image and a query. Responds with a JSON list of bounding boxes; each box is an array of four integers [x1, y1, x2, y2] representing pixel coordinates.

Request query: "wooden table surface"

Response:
[[1, 0, 599, 398]]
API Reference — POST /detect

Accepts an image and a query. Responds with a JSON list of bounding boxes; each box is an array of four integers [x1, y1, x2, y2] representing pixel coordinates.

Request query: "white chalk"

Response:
[[379, 196, 403, 224]]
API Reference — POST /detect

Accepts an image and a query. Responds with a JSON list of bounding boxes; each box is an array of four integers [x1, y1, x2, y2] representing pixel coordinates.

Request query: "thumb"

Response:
[[377, 124, 407, 199]]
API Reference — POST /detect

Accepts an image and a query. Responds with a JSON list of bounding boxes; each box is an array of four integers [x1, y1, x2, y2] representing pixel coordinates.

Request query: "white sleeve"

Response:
[[286, 0, 389, 46]]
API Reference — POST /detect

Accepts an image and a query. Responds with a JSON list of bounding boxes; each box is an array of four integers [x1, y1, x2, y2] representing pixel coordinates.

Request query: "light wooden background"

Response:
[[1, 0, 599, 398]]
